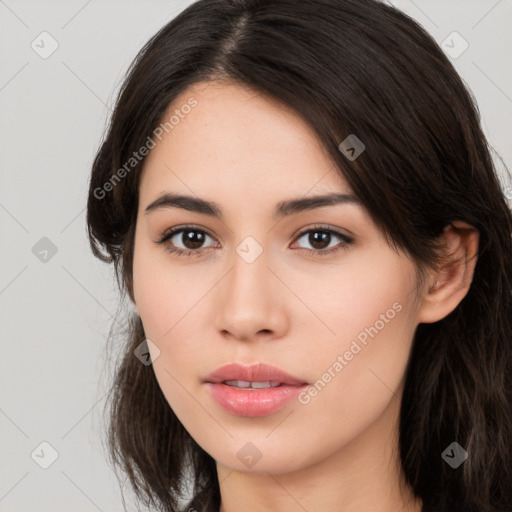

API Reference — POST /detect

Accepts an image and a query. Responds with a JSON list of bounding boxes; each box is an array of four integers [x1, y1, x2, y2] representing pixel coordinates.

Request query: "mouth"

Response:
[[204, 362, 309, 417]]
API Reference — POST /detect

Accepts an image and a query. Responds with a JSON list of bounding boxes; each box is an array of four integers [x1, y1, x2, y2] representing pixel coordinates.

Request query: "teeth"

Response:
[[223, 380, 282, 389], [225, 380, 251, 388]]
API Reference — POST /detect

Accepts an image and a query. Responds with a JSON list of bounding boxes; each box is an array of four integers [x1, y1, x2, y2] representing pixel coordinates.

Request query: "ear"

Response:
[[417, 221, 479, 324]]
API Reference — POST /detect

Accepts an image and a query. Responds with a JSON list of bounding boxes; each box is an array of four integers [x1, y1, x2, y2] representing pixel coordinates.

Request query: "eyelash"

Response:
[[156, 223, 354, 258]]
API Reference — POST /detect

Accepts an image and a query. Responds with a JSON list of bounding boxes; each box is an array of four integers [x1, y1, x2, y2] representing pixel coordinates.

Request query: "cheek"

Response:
[[132, 241, 210, 424], [285, 248, 417, 351], [288, 250, 417, 406], [292, 252, 418, 423], [133, 238, 187, 338], [132, 238, 215, 358]]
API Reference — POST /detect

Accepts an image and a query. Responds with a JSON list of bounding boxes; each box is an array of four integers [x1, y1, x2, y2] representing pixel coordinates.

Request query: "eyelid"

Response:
[[290, 223, 354, 241], [157, 223, 217, 242]]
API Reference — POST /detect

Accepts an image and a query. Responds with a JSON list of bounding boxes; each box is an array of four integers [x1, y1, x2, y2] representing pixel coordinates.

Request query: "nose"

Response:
[[214, 244, 289, 343]]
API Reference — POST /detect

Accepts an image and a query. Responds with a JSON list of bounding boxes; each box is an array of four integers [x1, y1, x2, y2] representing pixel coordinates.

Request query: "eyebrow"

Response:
[[144, 192, 362, 219]]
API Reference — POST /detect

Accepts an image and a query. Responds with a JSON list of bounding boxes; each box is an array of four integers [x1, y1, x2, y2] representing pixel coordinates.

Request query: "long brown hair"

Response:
[[86, 1, 512, 510]]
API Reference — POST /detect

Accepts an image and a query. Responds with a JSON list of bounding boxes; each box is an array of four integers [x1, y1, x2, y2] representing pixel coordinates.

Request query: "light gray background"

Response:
[[1, 1, 511, 511]]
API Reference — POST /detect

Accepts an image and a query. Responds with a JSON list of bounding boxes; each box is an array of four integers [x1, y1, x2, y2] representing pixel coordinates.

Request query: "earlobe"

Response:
[[417, 221, 479, 324]]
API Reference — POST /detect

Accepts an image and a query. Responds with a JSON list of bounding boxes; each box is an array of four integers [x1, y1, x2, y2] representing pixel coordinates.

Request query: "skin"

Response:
[[131, 81, 479, 512]]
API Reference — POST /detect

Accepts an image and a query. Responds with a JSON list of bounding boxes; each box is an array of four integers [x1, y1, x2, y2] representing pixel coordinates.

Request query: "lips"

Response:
[[204, 362, 309, 417], [204, 362, 308, 386]]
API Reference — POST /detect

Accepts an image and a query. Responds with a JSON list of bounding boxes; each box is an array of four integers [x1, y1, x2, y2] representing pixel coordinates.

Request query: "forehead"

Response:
[[139, 80, 350, 201]]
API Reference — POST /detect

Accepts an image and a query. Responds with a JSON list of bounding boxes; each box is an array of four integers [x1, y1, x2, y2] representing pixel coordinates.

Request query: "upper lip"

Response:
[[204, 362, 308, 386]]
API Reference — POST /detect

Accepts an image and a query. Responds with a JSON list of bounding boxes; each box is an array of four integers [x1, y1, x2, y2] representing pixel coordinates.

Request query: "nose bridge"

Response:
[[228, 235, 271, 304], [214, 234, 287, 340]]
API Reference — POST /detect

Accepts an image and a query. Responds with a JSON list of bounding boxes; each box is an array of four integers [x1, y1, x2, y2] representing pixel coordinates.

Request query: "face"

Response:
[[132, 80, 423, 474]]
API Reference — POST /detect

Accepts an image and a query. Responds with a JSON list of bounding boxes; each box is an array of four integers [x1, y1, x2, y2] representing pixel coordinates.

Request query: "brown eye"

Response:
[[157, 225, 218, 256], [176, 229, 208, 250], [306, 231, 331, 250], [292, 226, 353, 256]]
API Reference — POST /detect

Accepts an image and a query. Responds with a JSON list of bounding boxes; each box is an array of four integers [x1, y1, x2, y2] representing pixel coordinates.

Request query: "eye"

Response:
[[291, 226, 353, 256], [156, 224, 354, 258], [156, 225, 218, 257]]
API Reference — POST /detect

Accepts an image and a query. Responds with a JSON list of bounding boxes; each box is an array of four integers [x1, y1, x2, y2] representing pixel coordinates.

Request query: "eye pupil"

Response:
[[183, 230, 205, 249], [310, 231, 330, 249]]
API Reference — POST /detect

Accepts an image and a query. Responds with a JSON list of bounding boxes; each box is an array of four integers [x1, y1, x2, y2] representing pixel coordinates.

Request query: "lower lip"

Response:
[[205, 382, 307, 417]]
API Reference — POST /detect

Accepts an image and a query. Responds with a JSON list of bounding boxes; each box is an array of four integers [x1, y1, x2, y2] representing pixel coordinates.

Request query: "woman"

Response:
[[86, 0, 512, 511]]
